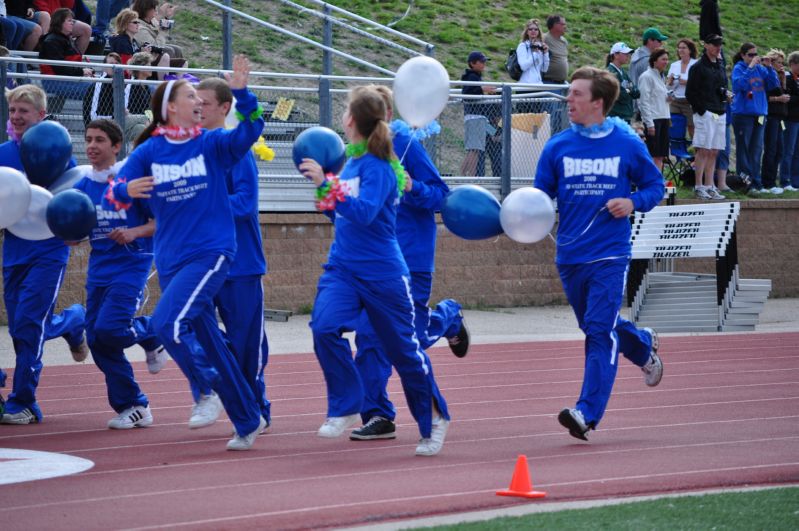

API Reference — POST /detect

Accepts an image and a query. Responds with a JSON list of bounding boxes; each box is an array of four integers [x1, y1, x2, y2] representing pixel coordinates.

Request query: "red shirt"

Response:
[[33, 0, 75, 14]]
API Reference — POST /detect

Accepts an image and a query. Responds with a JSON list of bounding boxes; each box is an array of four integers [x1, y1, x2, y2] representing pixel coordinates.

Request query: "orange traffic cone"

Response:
[[496, 455, 547, 499]]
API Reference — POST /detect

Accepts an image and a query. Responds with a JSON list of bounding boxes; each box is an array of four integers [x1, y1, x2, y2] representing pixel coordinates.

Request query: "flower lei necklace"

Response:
[[152, 124, 202, 141], [345, 140, 408, 197], [570, 116, 634, 138]]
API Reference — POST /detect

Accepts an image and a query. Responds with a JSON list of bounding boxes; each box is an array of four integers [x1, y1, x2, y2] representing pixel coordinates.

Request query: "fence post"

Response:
[[0, 62, 7, 143], [222, 0, 233, 70], [500, 84, 513, 199], [319, 77, 332, 128], [322, 4, 332, 76], [112, 66, 127, 157]]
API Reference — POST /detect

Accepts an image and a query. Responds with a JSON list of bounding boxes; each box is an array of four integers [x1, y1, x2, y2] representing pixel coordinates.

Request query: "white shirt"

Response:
[[516, 41, 550, 85], [667, 58, 698, 99], [638, 67, 671, 126]]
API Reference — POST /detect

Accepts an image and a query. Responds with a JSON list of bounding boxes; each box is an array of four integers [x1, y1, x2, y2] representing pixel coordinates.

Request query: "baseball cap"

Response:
[[703, 34, 724, 46], [642, 27, 668, 43], [468, 51, 488, 63], [610, 42, 633, 55]]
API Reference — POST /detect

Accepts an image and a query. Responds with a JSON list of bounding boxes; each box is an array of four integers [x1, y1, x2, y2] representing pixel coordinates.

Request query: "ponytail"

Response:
[[348, 85, 395, 161], [366, 119, 393, 161]]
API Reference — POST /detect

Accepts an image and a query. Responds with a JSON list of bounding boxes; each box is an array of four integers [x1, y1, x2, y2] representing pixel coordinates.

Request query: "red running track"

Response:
[[1, 332, 798, 530]]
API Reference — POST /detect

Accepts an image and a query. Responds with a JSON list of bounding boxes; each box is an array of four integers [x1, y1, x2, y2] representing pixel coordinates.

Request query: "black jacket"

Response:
[[38, 32, 84, 77], [766, 69, 788, 118], [785, 73, 799, 123], [461, 68, 487, 116], [685, 53, 728, 116]]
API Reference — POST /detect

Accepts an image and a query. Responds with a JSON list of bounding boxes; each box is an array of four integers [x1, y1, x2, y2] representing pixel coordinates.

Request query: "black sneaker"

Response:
[[349, 416, 396, 440], [447, 318, 470, 358], [558, 408, 590, 441]]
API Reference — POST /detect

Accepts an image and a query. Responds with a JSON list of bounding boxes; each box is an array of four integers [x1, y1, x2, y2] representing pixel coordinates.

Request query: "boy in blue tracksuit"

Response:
[[74, 119, 166, 429], [350, 86, 466, 441], [192, 78, 271, 429], [108, 55, 266, 451], [534, 67, 665, 441], [299, 85, 450, 456], [1, 85, 87, 425]]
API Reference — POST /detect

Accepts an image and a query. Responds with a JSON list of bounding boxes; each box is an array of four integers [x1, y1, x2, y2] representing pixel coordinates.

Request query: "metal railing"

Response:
[[205, 0, 434, 74], [0, 56, 568, 212]]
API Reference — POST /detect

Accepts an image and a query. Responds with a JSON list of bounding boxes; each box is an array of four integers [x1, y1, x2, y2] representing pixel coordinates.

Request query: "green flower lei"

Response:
[[345, 140, 408, 197], [234, 103, 265, 123]]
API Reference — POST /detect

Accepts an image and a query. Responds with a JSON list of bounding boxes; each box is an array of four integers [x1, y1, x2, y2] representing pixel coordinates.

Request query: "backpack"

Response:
[[505, 49, 522, 81]]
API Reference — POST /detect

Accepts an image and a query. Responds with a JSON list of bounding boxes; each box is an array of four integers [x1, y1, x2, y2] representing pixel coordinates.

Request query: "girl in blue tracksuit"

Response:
[[73, 119, 164, 430], [106, 55, 265, 450], [1, 85, 86, 425], [299, 85, 450, 456], [731, 42, 780, 191], [351, 86, 463, 439], [535, 67, 665, 441]]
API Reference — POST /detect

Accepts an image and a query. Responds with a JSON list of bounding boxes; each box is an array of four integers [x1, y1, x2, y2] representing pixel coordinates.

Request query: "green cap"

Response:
[[642, 27, 668, 44]]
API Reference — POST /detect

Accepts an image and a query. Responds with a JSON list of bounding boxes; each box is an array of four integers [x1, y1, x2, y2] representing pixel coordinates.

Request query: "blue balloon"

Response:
[[45, 189, 97, 241], [441, 185, 503, 240], [292, 126, 346, 175], [19, 121, 73, 189]]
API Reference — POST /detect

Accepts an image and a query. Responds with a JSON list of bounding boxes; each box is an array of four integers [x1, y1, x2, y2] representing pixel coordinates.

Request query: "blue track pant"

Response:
[[3, 260, 85, 419], [213, 275, 271, 423], [152, 254, 260, 437], [558, 257, 653, 427], [354, 271, 461, 422], [310, 266, 448, 439], [86, 281, 160, 413]]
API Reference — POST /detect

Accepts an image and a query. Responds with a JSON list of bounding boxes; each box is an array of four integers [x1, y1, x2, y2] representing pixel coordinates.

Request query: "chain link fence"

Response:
[[0, 56, 568, 211]]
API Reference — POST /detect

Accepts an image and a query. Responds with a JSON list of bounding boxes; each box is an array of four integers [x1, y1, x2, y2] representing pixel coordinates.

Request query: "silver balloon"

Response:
[[7, 185, 55, 240], [0, 166, 32, 229], [393, 56, 450, 128], [48, 165, 91, 195], [500, 187, 556, 244]]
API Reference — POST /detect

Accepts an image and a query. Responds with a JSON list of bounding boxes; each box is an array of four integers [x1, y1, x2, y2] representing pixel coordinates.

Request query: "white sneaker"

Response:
[[708, 187, 726, 200], [227, 416, 267, 451], [188, 392, 222, 429], [758, 187, 770, 194], [317, 414, 359, 438], [770, 187, 784, 195], [145, 346, 168, 374], [557, 407, 590, 441], [641, 327, 663, 387], [108, 405, 153, 429], [0, 408, 38, 425], [415, 415, 450, 456], [785, 185, 798, 192]]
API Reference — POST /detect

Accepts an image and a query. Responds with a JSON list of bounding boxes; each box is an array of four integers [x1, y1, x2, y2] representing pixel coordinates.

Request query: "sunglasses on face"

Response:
[[746, 52, 757, 57]]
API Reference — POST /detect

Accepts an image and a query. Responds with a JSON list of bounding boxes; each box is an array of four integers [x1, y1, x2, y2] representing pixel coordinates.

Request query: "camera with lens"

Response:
[[718, 86, 728, 101], [159, 18, 175, 30], [143, 42, 165, 55], [531, 43, 544, 50]]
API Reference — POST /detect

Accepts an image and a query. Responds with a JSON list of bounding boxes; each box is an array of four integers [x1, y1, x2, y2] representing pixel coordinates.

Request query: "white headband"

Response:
[[160, 79, 177, 122]]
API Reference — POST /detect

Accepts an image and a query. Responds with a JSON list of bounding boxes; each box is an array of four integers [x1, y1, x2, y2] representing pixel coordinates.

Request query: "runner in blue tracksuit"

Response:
[[350, 86, 466, 440], [299, 85, 450, 456], [73, 119, 166, 429], [194, 78, 270, 427], [1, 85, 86, 425], [107, 55, 266, 450], [534, 67, 665, 441]]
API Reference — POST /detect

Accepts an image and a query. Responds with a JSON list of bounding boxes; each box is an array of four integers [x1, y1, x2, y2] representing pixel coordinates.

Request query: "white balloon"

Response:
[[393, 56, 450, 128], [0, 166, 32, 229], [500, 187, 556, 244], [7, 185, 55, 241], [225, 97, 239, 128]]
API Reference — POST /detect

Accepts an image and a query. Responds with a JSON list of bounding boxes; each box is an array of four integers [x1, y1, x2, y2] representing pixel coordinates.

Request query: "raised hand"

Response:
[[227, 54, 250, 91]]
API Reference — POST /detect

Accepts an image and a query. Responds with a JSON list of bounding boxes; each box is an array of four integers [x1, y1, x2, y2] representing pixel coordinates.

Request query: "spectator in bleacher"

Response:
[[779, 51, 799, 193], [666, 38, 698, 138], [82, 50, 118, 125], [131, 0, 184, 68], [761, 49, 790, 194], [124, 50, 153, 142], [638, 47, 671, 172], [629, 27, 668, 86], [542, 14, 568, 131], [92, 0, 128, 37], [5, 1, 50, 51], [33, 1, 90, 53], [606, 42, 638, 123], [685, 33, 728, 200], [39, 7, 93, 99], [731, 42, 780, 194], [108, 7, 168, 79], [517, 19, 549, 85], [460, 50, 495, 176]]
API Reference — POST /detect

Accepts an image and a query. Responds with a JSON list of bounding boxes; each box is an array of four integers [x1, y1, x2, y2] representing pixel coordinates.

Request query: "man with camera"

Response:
[[685, 34, 729, 200]]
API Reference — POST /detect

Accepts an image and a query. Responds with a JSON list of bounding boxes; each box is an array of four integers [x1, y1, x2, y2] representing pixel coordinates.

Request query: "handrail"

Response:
[[288, 0, 433, 50], [202, 0, 395, 75]]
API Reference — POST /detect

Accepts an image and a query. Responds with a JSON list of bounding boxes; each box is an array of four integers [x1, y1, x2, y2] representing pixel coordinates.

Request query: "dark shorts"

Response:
[[645, 118, 670, 158]]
